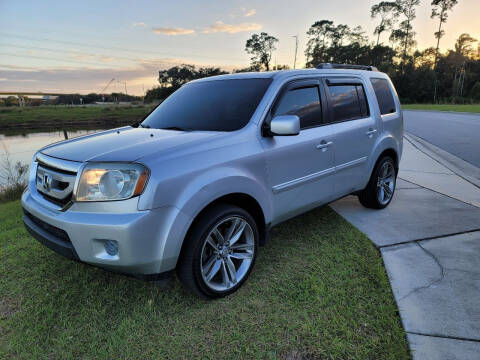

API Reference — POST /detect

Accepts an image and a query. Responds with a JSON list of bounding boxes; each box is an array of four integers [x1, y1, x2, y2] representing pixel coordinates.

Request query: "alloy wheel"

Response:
[[200, 216, 255, 292], [376, 161, 395, 205]]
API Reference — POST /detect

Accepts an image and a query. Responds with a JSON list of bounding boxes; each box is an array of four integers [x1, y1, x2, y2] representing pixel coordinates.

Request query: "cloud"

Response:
[[99, 56, 115, 63], [203, 21, 261, 34], [244, 9, 256, 17], [152, 27, 195, 35], [132, 22, 147, 27]]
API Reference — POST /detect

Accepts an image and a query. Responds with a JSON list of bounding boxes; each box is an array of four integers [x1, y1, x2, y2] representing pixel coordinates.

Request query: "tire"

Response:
[[358, 156, 397, 209], [177, 204, 259, 298]]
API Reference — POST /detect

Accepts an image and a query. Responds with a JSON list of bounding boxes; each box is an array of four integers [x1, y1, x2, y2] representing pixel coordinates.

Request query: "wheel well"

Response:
[[378, 148, 398, 172], [179, 193, 268, 265]]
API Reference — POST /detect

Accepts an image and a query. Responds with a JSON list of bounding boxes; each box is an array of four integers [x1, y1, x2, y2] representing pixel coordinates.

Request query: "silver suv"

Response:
[[22, 64, 403, 298]]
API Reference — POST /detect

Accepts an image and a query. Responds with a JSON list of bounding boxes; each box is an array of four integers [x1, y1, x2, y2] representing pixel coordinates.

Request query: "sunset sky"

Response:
[[1, 0, 479, 96]]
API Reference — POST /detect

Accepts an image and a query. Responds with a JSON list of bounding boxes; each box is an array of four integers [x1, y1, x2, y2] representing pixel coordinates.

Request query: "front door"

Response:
[[261, 79, 336, 224]]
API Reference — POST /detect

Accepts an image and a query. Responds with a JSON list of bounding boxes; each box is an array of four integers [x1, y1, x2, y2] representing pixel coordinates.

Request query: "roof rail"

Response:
[[316, 63, 378, 71]]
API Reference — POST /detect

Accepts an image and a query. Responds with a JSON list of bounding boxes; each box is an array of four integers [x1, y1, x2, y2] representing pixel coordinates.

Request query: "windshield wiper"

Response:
[[160, 126, 190, 131], [139, 123, 151, 128]]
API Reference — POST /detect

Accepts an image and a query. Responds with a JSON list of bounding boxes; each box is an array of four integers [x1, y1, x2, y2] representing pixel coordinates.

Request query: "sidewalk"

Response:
[[331, 136, 480, 359]]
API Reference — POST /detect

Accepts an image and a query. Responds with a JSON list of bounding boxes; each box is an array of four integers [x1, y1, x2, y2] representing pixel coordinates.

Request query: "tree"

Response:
[[454, 33, 478, 58], [470, 82, 480, 100], [145, 64, 228, 102], [305, 20, 334, 66], [371, 1, 399, 46], [431, 1, 458, 102], [158, 64, 227, 88], [4, 96, 19, 107], [272, 64, 290, 70], [245, 32, 279, 71], [431, 0, 458, 69], [394, 0, 420, 64], [233, 65, 262, 73]]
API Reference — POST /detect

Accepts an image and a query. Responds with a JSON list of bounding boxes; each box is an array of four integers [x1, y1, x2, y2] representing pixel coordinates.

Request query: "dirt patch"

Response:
[[0, 296, 20, 319]]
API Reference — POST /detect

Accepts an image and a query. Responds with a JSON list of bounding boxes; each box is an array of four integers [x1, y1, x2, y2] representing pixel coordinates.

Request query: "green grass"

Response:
[[402, 104, 480, 113], [0, 201, 410, 359], [0, 105, 154, 129]]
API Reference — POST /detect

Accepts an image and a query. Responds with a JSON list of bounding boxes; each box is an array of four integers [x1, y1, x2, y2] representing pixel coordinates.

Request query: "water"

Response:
[[0, 128, 105, 186]]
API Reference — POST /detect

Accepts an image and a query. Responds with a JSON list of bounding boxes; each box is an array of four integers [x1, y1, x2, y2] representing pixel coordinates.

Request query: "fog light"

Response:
[[104, 240, 118, 256]]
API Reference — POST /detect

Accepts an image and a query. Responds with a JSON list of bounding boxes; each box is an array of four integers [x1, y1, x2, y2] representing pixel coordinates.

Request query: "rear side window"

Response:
[[370, 78, 396, 115], [327, 84, 369, 122], [273, 86, 322, 129]]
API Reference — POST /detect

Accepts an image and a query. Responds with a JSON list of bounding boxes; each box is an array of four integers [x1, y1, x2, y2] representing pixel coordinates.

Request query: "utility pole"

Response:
[[293, 35, 298, 69]]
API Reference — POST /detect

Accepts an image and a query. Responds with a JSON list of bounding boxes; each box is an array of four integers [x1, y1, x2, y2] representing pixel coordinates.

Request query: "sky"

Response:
[[0, 0, 479, 96]]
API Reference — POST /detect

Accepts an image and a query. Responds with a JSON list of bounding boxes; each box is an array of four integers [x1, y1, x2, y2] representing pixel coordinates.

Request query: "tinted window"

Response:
[[370, 78, 396, 115], [142, 78, 271, 131], [356, 85, 369, 117], [328, 84, 369, 122], [273, 86, 322, 129]]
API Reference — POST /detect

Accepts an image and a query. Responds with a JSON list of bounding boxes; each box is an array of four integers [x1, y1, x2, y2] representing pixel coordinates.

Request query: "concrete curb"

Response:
[[404, 132, 480, 189]]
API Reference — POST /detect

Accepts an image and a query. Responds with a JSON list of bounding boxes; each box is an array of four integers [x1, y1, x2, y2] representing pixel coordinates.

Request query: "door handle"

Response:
[[316, 141, 333, 150], [366, 129, 377, 137]]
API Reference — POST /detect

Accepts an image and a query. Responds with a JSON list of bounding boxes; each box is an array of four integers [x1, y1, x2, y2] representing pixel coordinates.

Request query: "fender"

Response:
[[366, 133, 401, 181], [175, 167, 272, 225], [153, 167, 272, 273]]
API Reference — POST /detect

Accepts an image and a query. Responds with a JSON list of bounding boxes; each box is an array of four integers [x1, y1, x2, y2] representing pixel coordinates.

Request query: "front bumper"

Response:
[[21, 188, 192, 277]]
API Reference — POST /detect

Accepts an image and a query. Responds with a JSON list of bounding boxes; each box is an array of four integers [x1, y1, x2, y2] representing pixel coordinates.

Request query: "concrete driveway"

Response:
[[331, 132, 480, 359]]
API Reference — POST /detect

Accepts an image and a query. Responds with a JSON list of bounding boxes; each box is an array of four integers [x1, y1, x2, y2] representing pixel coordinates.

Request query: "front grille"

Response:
[[23, 209, 71, 243], [40, 192, 73, 206], [36, 163, 76, 207], [37, 161, 76, 176]]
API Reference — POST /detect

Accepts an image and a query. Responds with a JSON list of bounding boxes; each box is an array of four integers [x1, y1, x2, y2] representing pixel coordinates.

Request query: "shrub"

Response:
[[0, 151, 29, 203]]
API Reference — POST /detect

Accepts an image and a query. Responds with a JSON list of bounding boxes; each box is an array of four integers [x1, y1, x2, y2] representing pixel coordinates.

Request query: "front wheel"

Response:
[[177, 204, 258, 298], [358, 156, 397, 209]]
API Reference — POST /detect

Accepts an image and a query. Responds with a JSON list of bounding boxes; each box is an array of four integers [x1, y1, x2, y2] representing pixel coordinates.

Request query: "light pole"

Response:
[[293, 35, 298, 69]]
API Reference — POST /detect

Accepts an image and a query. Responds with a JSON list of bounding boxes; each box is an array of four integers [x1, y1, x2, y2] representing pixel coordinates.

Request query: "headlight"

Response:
[[76, 163, 149, 202]]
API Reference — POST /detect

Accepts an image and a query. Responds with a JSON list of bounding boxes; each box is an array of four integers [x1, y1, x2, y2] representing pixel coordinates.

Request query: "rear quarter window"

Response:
[[370, 78, 396, 115]]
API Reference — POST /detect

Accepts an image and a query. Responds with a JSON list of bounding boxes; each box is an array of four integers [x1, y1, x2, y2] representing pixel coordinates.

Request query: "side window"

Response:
[[370, 78, 396, 115], [356, 85, 369, 117], [273, 86, 322, 129], [327, 84, 369, 122]]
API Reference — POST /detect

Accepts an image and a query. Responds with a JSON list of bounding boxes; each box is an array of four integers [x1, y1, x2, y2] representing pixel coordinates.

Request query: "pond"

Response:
[[0, 128, 106, 186]]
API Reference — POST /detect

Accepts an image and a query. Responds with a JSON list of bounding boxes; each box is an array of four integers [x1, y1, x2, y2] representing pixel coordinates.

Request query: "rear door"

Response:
[[261, 79, 336, 223], [322, 77, 377, 197]]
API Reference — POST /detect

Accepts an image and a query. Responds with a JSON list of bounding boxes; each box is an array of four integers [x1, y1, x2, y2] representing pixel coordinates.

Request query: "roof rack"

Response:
[[316, 63, 378, 71]]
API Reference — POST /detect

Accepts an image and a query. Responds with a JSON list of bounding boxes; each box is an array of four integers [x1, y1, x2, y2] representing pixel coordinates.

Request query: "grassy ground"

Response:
[[402, 104, 480, 113], [0, 105, 154, 130], [0, 200, 410, 360]]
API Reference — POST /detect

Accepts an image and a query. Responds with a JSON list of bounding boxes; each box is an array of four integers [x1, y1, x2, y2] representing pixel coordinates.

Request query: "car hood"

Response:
[[40, 126, 223, 163]]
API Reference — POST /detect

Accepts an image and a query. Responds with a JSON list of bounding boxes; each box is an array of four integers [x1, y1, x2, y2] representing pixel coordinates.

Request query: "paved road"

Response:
[[403, 110, 480, 168]]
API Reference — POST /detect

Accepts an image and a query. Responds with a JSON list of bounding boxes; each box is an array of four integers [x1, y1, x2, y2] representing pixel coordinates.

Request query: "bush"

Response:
[[0, 151, 29, 203], [470, 82, 480, 101]]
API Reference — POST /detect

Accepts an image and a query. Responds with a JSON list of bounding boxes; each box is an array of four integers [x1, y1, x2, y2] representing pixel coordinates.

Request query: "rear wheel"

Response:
[[358, 156, 397, 209], [177, 204, 258, 298]]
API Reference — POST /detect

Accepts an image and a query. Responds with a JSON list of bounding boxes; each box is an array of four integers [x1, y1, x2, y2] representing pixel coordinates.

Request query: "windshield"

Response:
[[141, 78, 272, 131]]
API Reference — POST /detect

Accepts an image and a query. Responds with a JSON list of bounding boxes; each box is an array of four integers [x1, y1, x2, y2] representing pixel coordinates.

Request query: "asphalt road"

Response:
[[403, 110, 480, 169]]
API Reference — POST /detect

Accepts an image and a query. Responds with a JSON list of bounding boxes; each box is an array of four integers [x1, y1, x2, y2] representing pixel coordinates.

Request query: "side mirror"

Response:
[[269, 115, 300, 136]]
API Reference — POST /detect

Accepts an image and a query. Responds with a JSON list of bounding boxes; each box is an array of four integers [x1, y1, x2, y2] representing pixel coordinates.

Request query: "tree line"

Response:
[[145, 0, 479, 104], [0, 93, 142, 106]]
